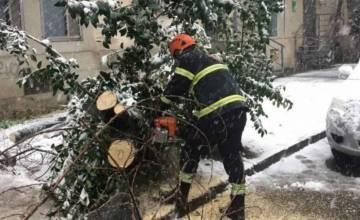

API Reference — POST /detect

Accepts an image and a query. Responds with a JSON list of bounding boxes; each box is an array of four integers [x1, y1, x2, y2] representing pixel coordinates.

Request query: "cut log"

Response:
[[114, 104, 125, 115], [96, 91, 120, 123], [94, 91, 137, 137], [9, 113, 67, 143], [96, 91, 118, 111], [108, 140, 136, 168]]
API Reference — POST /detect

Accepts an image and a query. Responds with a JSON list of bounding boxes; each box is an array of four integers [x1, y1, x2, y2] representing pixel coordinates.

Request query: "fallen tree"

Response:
[[9, 113, 67, 143], [0, 0, 292, 219]]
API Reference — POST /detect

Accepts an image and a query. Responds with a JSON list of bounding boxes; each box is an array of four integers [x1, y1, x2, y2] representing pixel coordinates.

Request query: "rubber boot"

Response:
[[226, 195, 245, 220], [160, 182, 191, 204], [160, 187, 178, 204], [170, 182, 191, 219]]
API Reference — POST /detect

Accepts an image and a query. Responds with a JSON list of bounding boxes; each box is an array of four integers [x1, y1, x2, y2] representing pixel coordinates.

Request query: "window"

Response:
[[0, 0, 22, 28], [205, 24, 217, 41], [41, 0, 81, 40], [24, 78, 51, 96], [270, 12, 278, 37]]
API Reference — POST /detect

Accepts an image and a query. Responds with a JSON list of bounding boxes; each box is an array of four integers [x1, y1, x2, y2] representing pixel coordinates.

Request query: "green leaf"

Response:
[[31, 55, 37, 62], [79, 133, 88, 141], [96, 1, 111, 16], [100, 71, 110, 80], [54, 0, 67, 7], [84, 17, 90, 27], [86, 180, 92, 188], [37, 61, 42, 69], [103, 42, 110, 49], [120, 42, 124, 49], [91, 16, 99, 27]]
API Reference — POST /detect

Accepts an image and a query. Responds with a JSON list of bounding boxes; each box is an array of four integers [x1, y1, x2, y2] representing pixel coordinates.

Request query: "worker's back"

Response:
[[178, 49, 248, 120]]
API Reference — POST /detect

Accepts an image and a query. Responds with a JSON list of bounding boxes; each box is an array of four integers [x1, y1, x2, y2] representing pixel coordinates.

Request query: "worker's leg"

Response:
[[174, 127, 210, 207], [218, 109, 247, 220], [161, 123, 213, 208]]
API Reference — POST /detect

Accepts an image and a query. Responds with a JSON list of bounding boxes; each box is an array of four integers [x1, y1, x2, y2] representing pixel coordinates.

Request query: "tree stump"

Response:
[[108, 140, 136, 168]]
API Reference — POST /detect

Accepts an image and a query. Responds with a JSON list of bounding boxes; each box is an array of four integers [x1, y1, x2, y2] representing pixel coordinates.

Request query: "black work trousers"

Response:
[[179, 108, 247, 184]]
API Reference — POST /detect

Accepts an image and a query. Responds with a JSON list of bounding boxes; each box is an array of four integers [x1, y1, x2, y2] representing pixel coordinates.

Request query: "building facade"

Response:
[[0, 0, 357, 118], [0, 0, 111, 119], [267, 0, 357, 73]]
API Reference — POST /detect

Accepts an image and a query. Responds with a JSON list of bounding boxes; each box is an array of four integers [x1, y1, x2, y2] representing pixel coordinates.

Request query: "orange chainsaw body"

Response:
[[154, 117, 178, 136]]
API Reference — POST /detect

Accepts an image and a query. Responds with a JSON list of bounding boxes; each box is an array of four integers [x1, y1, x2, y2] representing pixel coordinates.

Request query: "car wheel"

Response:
[[331, 149, 360, 168]]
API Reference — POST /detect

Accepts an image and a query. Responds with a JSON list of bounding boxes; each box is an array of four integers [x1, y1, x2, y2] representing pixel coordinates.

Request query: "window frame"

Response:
[[39, 0, 83, 42], [1, 0, 25, 29], [269, 12, 278, 38]]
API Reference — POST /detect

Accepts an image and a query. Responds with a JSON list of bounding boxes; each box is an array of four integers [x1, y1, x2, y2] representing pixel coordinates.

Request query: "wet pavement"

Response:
[[178, 138, 360, 220], [178, 187, 360, 220], [247, 139, 360, 195]]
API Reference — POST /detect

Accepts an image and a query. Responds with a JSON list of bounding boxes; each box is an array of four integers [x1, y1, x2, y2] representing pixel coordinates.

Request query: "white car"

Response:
[[326, 64, 360, 165]]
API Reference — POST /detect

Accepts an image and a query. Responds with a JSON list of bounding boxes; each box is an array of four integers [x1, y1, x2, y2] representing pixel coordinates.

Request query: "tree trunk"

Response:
[[9, 114, 67, 143]]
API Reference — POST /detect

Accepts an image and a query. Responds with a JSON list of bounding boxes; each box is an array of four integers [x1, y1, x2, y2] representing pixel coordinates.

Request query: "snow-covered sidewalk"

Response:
[[248, 138, 360, 194], [243, 67, 345, 169]]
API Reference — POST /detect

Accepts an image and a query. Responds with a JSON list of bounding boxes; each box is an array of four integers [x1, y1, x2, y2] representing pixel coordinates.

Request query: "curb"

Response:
[[246, 131, 326, 176], [158, 131, 326, 219]]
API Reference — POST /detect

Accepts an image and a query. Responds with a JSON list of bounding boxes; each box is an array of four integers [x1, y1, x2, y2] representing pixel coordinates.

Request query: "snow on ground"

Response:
[[0, 112, 66, 151], [1, 67, 349, 196], [338, 65, 353, 79], [243, 67, 347, 169], [1, 67, 359, 218], [247, 138, 360, 195], [0, 112, 65, 192]]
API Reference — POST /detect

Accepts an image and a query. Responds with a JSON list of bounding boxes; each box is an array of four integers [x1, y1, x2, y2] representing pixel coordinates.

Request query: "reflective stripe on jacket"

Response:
[[160, 49, 248, 120]]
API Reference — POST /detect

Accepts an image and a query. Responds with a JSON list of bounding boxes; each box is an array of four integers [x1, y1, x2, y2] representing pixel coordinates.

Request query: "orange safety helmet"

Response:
[[169, 34, 196, 56]]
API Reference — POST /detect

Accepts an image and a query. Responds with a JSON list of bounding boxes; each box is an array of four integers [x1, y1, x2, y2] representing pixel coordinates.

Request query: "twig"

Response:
[[25, 32, 95, 99], [21, 142, 91, 220], [35, 157, 56, 181], [0, 126, 79, 157], [78, 118, 143, 220], [85, 79, 104, 115], [21, 116, 118, 220], [9, 147, 56, 161], [149, 162, 190, 220], [0, 183, 43, 197], [1, 214, 24, 219]]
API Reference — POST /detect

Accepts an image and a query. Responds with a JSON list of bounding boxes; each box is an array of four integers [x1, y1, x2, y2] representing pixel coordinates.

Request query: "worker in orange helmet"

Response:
[[158, 34, 248, 220]]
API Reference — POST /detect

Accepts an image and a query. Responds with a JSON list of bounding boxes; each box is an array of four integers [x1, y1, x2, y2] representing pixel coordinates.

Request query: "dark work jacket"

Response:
[[160, 49, 248, 122]]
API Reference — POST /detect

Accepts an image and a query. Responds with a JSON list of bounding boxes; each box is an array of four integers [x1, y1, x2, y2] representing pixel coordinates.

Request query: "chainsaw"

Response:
[[152, 117, 179, 143]]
